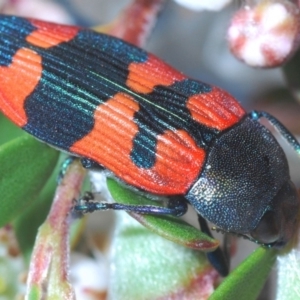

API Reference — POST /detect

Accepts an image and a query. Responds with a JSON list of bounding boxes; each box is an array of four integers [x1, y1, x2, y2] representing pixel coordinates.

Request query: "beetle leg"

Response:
[[73, 194, 188, 217], [58, 156, 104, 184], [198, 215, 229, 276], [80, 157, 106, 170], [249, 111, 300, 153]]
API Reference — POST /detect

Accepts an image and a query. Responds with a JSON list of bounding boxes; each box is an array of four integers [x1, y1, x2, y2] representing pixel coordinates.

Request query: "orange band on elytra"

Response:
[[0, 48, 42, 126], [26, 19, 79, 48], [187, 86, 246, 131], [126, 54, 185, 94]]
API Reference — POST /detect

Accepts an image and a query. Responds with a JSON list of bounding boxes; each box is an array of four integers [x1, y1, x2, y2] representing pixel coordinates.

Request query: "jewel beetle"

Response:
[[0, 15, 299, 275]]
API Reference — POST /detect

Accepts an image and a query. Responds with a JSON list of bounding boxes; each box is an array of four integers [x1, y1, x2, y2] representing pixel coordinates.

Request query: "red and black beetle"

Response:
[[0, 15, 299, 275]]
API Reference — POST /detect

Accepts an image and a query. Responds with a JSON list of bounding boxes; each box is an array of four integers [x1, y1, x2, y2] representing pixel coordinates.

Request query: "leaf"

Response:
[[109, 212, 219, 300], [0, 135, 59, 227], [0, 113, 24, 144], [13, 162, 58, 263], [209, 247, 277, 300], [276, 246, 300, 300], [107, 178, 219, 251]]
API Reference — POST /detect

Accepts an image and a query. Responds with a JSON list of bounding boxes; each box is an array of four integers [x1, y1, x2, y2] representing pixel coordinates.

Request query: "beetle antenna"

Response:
[[250, 111, 300, 154]]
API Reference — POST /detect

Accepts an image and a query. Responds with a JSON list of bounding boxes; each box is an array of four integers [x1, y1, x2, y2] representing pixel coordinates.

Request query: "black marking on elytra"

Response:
[[0, 16, 35, 66], [130, 79, 220, 168], [23, 27, 148, 150]]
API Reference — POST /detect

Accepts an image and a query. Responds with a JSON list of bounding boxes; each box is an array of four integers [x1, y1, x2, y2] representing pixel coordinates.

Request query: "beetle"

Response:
[[0, 15, 299, 276]]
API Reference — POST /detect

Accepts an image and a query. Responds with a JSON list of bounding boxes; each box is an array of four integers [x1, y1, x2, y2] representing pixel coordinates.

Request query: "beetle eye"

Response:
[[250, 210, 280, 244]]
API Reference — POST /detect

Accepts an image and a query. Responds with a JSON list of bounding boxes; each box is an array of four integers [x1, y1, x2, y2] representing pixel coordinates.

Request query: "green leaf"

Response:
[[0, 113, 24, 145], [13, 163, 58, 263], [209, 247, 277, 300], [0, 136, 59, 228], [106, 178, 219, 251]]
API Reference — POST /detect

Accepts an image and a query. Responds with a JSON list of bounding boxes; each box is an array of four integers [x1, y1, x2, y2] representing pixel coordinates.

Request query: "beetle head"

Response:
[[186, 116, 300, 248], [250, 179, 299, 247]]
